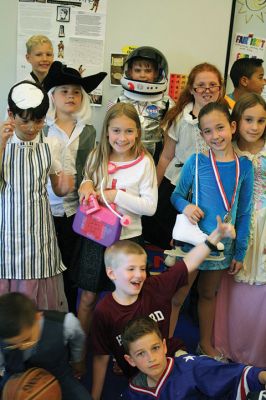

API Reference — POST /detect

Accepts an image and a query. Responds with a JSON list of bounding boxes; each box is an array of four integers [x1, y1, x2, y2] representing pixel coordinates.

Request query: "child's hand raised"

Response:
[[183, 204, 204, 225], [0, 120, 15, 150]]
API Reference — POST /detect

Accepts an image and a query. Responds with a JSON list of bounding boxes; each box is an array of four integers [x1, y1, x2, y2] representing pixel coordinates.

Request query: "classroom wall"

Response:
[[0, 0, 232, 136]]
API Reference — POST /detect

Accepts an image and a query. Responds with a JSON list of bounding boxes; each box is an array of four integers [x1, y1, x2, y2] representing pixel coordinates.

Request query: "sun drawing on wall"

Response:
[[237, 0, 266, 22]]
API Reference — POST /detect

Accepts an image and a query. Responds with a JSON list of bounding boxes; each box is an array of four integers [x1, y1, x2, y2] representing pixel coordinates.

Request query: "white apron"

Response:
[[0, 136, 65, 279]]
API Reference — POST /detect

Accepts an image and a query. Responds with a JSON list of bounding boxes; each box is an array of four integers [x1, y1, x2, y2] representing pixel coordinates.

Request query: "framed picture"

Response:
[[56, 6, 70, 23]]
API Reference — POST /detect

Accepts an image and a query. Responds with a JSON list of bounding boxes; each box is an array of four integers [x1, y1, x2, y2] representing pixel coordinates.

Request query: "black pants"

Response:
[[53, 214, 81, 314], [142, 177, 177, 250]]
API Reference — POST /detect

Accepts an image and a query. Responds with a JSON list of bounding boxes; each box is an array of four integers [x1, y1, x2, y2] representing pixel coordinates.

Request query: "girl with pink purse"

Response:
[[76, 102, 158, 333]]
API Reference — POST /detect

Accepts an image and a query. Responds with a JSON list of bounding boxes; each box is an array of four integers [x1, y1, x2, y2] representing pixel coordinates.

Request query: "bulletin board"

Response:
[[224, 0, 266, 98]]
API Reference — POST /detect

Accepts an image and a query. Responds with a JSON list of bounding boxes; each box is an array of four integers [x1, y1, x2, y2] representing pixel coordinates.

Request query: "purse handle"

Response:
[[100, 178, 131, 227], [195, 152, 198, 207]]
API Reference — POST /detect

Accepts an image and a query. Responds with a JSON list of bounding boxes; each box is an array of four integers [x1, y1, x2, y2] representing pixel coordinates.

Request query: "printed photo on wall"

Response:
[[57, 40, 64, 59], [56, 6, 70, 22], [110, 53, 128, 86], [58, 25, 65, 37]]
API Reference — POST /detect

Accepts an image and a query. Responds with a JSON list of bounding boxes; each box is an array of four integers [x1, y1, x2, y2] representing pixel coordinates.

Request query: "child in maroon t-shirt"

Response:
[[90, 217, 235, 400]]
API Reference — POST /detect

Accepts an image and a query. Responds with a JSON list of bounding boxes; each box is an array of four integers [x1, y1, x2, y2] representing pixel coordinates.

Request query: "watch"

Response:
[[204, 239, 222, 252]]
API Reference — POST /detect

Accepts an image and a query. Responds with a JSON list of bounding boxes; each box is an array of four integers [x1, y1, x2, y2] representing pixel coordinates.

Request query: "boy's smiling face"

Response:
[[26, 43, 54, 78], [106, 253, 147, 304], [124, 332, 167, 387]]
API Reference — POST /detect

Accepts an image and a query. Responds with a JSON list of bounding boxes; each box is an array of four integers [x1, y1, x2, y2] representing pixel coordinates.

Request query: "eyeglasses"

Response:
[[3, 339, 38, 351], [193, 85, 221, 94]]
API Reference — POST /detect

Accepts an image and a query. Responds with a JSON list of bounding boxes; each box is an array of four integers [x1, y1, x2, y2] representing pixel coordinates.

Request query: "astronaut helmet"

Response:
[[120, 46, 168, 101]]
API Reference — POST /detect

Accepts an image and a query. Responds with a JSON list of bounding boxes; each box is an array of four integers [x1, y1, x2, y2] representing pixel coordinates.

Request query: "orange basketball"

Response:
[[2, 367, 62, 400]]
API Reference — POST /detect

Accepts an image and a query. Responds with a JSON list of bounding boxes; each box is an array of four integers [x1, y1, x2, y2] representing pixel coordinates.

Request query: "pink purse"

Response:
[[73, 180, 131, 247], [73, 157, 144, 246], [73, 197, 123, 247]]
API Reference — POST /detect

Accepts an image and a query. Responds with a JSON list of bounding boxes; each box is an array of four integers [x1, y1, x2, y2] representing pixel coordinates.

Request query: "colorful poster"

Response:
[[226, 0, 266, 99], [17, 0, 107, 105], [231, 32, 266, 62], [168, 73, 188, 102]]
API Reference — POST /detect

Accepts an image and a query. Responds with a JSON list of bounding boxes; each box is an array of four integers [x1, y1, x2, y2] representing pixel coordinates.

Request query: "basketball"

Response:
[[2, 367, 62, 400]]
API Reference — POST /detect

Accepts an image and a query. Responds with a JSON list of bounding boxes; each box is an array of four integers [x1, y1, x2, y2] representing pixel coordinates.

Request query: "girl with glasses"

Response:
[[143, 63, 226, 251], [142, 62, 229, 337]]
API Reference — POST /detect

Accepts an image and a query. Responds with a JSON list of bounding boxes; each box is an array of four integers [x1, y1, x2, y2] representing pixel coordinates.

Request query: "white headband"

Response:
[[11, 83, 44, 109]]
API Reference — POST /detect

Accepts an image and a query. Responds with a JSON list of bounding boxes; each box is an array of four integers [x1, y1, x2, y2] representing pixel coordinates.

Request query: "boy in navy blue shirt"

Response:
[[122, 317, 266, 400]]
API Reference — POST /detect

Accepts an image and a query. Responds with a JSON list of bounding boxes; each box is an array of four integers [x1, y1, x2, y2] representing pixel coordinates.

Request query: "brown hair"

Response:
[[198, 101, 231, 130], [162, 62, 225, 131], [122, 316, 162, 354], [0, 293, 37, 339], [232, 93, 266, 139]]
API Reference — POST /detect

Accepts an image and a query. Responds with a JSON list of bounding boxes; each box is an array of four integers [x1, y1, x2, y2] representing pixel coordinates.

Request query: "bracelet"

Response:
[[204, 239, 222, 252], [82, 179, 93, 184]]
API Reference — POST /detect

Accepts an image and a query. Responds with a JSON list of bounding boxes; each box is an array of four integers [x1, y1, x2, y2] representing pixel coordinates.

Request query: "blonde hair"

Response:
[[45, 86, 92, 126], [26, 35, 53, 54], [84, 102, 149, 187], [104, 240, 147, 270]]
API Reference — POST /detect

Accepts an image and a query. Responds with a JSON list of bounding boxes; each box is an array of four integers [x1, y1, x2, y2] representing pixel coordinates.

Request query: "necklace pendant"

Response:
[[223, 212, 232, 223]]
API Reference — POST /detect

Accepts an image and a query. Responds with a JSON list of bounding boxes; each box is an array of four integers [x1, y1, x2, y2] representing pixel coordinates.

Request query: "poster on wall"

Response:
[[225, 0, 266, 99], [168, 73, 188, 102], [230, 32, 266, 68], [17, 0, 107, 105]]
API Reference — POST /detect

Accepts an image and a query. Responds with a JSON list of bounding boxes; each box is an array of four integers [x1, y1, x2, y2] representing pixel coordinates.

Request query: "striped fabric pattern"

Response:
[[0, 141, 65, 279]]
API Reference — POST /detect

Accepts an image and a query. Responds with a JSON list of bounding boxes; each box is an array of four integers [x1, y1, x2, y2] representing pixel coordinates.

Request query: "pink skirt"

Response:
[[0, 274, 68, 311], [214, 272, 266, 368]]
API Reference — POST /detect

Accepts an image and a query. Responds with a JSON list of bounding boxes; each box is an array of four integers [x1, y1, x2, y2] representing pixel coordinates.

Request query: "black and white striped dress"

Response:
[[0, 134, 66, 279]]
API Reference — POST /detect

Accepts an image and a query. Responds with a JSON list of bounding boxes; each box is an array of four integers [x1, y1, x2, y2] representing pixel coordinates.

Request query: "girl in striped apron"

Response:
[[0, 81, 73, 310]]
